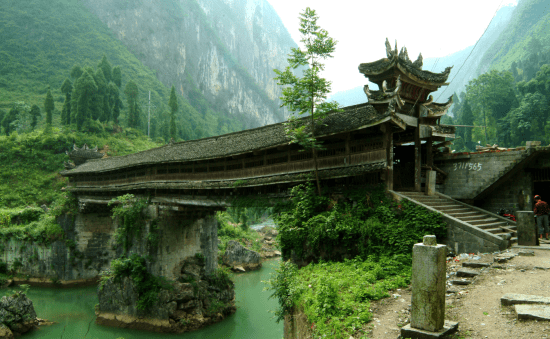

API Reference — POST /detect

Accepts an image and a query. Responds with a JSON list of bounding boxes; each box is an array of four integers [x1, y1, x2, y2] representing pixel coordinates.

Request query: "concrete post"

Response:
[[517, 211, 537, 246], [426, 171, 436, 196], [410, 235, 446, 332]]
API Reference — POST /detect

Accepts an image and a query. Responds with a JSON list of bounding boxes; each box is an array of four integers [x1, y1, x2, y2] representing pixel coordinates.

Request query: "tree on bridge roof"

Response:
[[274, 7, 340, 196]]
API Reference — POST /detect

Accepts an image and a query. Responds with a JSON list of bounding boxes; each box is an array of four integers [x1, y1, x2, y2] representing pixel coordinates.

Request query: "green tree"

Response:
[[108, 82, 121, 123], [94, 69, 109, 122], [70, 76, 82, 124], [98, 54, 112, 82], [112, 66, 122, 88], [168, 85, 178, 139], [44, 88, 55, 126], [70, 65, 83, 80], [29, 104, 41, 130], [0, 109, 4, 129], [124, 81, 139, 128], [1, 107, 18, 136], [274, 7, 339, 195], [465, 70, 517, 146], [75, 71, 98, 130], [60, 78, 73, 125], [462, 100, 474, 147]]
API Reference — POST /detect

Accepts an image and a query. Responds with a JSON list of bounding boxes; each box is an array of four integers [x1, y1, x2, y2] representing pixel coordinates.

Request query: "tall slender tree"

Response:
[[94, 69, 108, 122], [60, 78, 73, 125], [112, 66, 122, 88], [274, 7, 339, 196], [75, 71, 98, 130], [30, 105, 41, 131], [1, 107, 18, 136], [70, 65, 83, 80], [108, 82, 122, 124], [462, 100, 474, 148], [124, 81, 139, 128], [98, 54, 112, 82], [169, 85, 178, 139], [44, 88, 55, 126]]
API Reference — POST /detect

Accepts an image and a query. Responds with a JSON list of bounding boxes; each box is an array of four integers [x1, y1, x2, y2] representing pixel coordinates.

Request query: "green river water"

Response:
[[8, 259, 283, 339]]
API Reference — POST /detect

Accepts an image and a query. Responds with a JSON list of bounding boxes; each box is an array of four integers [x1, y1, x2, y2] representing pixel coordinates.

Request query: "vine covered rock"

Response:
[[96, 255, 236, 333], [0, 293, 38, 338]]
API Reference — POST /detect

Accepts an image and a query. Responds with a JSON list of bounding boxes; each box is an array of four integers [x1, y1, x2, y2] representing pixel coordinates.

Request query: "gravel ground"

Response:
[[367, 247, 550, 339]]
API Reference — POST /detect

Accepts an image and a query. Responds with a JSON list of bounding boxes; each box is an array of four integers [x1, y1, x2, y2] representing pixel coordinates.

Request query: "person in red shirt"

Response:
[[534, 195, 549, 240]]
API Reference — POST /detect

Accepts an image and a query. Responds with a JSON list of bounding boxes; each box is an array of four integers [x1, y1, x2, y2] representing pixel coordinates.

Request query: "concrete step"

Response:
[[455, 214, 490, 221], [434, 205, 468, 211], [447, 211, 481, 218], [476, 221, 509, 229], [442, 208, 475, 215], [469, 218, 500, 226]]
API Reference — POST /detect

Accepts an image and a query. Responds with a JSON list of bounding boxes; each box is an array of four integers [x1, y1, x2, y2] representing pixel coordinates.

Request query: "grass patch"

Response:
[[267, 256, 411, 338]]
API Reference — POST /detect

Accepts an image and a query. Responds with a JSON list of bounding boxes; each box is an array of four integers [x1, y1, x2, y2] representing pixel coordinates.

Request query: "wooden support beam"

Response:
[[385, 122, 394, 191], [345, 133, 351, 166], [427, 136, 433, 167], [414, 120, 422, 192]]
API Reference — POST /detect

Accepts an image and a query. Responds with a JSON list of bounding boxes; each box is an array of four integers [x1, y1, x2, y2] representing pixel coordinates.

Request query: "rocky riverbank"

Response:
[[96, 256, 235, 334], [221, 226, 281, 272]]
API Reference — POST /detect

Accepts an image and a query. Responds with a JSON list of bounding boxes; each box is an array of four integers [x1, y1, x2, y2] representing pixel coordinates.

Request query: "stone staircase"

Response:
[[396, 191, 518, 248]]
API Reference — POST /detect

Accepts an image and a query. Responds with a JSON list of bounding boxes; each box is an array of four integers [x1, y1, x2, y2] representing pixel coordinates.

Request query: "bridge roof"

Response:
[[62, 102, 391, 176]]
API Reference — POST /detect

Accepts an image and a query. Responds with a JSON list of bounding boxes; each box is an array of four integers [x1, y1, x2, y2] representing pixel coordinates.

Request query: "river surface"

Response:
[[6, 259, 283, 339]]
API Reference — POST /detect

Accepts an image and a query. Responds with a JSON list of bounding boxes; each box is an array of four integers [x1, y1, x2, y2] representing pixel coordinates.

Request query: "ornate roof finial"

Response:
[[413, 53, 423, 69], [385, 38, 397, 59], [398, 47, 411, 64]]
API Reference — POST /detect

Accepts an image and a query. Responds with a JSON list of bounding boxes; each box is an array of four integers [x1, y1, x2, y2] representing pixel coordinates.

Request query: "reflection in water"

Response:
[[9, 259, 282, 339]]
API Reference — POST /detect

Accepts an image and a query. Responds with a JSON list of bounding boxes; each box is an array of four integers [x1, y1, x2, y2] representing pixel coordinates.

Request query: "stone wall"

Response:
[[1, 206, 219, 285], [283, 307, 312, 339], [476, 170, 533, 215], [435, 150, 529, 200]]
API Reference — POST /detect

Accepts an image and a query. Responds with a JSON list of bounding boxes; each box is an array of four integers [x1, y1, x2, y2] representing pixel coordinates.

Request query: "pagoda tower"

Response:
[[358, 38, 455, 191]]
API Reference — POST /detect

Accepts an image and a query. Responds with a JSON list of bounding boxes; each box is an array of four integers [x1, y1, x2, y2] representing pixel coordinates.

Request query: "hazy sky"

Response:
[[266, 0, 518, 94]]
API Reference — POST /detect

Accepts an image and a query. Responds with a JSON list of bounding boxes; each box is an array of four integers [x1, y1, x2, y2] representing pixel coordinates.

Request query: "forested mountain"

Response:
[[0, 0, 296, 141], [444, 0, 550, 150]]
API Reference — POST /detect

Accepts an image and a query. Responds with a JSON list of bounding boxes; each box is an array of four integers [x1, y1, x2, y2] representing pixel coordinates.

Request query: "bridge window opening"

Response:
[[318, 147, 345, 158], [267, 156, 287, 165], [168, 168, 179, 174], [209, 165, 225, 172], [157, 168, 168, 174], [245, 160, 263, 168], [181, 166, 193, 173], [290, 152, 313, 161], [195, 166, 207, 173], [226, 163, 243, 171], [266, 148, 279, 155]]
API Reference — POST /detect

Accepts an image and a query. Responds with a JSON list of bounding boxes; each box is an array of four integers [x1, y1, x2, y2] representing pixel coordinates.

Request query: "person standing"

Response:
[[534, 195, 550, 240]]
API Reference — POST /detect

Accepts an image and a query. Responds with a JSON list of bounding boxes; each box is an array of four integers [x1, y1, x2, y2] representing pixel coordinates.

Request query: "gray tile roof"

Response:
[[62, 102, 386, 176]]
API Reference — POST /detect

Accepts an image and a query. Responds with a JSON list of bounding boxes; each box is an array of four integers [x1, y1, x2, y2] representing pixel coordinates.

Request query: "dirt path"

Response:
[[368, 248, 550, 339]]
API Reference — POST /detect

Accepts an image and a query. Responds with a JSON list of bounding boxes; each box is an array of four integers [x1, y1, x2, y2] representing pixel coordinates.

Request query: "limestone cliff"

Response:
[[81, 0, 298, 128]]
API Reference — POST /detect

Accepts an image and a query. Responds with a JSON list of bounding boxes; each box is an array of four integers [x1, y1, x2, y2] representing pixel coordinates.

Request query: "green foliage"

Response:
[[103, 254, 171, 311], [275, 182, 446, 262], [0, 127, 158, 208], [216, 211, 262, 254], [274, 7, 340, 195], [267, 256, 411, 338], [109, 194, 148, 253]]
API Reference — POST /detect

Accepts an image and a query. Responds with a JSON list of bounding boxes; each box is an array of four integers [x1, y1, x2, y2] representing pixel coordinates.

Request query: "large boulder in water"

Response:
[[222, 241, 262, 271], [0, 292, 38, 337]]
